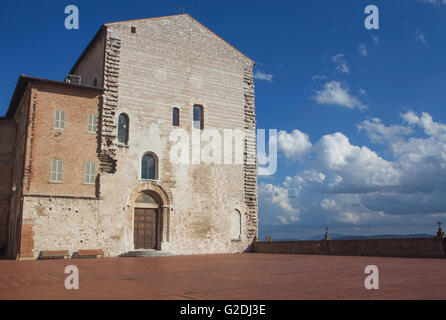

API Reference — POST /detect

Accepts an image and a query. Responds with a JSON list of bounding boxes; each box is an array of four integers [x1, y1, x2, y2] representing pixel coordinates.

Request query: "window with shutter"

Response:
[[50, 159, 63, 183], [54, 110, 66, 130], [87, 114, 98, 133], [84, 162, 96, 185]]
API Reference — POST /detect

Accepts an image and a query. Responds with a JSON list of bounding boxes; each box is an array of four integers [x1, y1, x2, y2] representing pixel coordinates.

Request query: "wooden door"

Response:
[[134, 208, 158, 249]]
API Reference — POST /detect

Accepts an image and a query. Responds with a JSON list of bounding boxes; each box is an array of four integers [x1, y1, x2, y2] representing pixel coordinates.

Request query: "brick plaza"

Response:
[[0, 253, 445, 300]]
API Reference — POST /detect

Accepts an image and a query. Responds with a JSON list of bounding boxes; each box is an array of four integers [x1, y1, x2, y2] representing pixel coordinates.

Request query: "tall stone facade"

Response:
[[0, 14, 257, 259]]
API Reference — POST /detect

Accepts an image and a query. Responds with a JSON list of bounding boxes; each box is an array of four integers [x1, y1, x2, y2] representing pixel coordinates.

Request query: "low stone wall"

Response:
[[254, 240, 328, 255], [254, 238, 446, 258]]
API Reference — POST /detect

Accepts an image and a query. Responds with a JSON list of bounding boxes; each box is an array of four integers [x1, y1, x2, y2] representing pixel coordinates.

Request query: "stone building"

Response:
[[0, 14, 257, 260]]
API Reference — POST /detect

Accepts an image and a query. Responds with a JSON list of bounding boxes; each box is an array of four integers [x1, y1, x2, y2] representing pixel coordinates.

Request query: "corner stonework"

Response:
[[243, 64, 258, 242], [99, 32, 121, 175]]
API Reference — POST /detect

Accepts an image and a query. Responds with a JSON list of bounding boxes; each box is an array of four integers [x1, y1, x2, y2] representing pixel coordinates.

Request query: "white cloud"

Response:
[[415, 29, 428, 45], [331, 54, 350, 73], [337, 211, 360, 224], [259, 183, 296, 215], [254, 70, 274, 82], [357, 118, 413, 144], [358, 44, 368, 57], [278, 129, 312, 159], [402, 111, 446, 138], [321, 198, 340, 211], [313, 81, 368, 110], [260, 111, 446, 227], [283, 170, 326, 192], [312, 74, 327, 82], [314, 132, 400, 190], [302, 169, 326, 183]]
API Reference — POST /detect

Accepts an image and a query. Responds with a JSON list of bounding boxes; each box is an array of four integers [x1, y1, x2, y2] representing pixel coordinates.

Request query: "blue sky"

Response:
[[1, 0, 446, 239]]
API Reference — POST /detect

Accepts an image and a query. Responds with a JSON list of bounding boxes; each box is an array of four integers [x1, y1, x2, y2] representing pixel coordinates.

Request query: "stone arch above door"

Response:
[[127, 182, 171, 208], [126, 182, 171, 250]]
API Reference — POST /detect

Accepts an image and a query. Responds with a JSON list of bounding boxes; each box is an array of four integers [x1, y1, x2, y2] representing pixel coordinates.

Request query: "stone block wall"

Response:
[[91, 14, 257, 256], [20, 196, 101, 259]]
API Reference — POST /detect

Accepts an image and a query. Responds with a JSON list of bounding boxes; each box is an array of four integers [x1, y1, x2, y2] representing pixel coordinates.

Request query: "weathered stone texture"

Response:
[[97, 14, 257, 256], [21, 197, 101, 258]]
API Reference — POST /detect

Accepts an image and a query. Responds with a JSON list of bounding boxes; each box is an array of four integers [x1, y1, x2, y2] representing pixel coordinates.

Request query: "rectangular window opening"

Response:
[[54, 110, 66, 130], [84, 162, 96, 185], [173, 108, 180, 126], [50, 159, 63, 183], [87, 114, 98, 133], [193, 105, 204, 130]]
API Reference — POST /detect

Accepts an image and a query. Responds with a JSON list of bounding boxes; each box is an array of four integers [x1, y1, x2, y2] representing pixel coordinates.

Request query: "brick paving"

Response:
[[0, 253, 445, 300]]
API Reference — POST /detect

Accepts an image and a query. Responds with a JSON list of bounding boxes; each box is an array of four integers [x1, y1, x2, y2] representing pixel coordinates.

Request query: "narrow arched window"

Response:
[[230, 210, 242, 240], [141, 153, 157, 180], [173, 107, 180, 126], [117, 113, 129, 144]]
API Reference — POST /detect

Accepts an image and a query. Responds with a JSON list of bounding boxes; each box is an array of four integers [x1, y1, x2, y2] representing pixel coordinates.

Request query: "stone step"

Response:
[[119, 250, 174, 258]]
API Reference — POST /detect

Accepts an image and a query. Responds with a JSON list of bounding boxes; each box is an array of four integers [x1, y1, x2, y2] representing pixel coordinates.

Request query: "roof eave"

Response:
[[4, 75, 104, 119]]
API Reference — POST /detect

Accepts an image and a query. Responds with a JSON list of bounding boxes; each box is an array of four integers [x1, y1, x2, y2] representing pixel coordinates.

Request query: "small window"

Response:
[[54, 110, 66, 130], [193, 105, 203, 130], [117, 113, 129, 144], [173, 108, 180, 126], [87, 114, 98, 133], [84, 162, 96, 185], [141, 153, 157, 180], [131, 26, 136, 34], [50, 159, 63, 183], [93, 78, 98, 87]]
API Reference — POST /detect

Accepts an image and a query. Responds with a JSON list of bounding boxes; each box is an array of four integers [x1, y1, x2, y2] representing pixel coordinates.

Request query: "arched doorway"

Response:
[[134, 193, 159, 249], [127, 182, 171, 252]]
